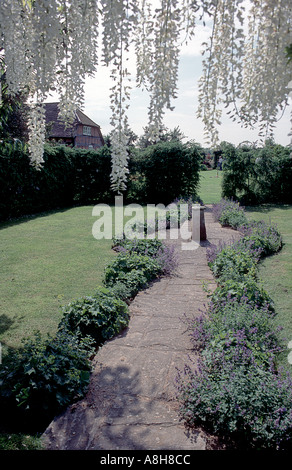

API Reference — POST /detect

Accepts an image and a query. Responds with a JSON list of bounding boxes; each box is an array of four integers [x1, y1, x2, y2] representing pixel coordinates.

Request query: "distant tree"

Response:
[[104, 125, 138, 148], [0, 54, 28, 141], [138, 125, 186, 148]]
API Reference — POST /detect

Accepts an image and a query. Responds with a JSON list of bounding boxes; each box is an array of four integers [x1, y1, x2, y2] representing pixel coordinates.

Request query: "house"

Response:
[[45, 102, 104, 150]]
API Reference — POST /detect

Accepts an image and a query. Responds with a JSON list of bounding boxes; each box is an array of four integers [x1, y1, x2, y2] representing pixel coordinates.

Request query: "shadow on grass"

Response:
[[0, 314, 25, 352], [0, 205, 79, 231], [0, 314, 17, 336], [245, 203, 292, 214]]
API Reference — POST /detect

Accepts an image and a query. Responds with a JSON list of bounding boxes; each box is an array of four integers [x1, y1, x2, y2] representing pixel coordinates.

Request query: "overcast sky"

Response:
[[47, 23, 292, 148]]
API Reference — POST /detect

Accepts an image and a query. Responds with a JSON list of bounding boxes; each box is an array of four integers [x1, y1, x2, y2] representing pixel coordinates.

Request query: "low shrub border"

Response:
[[177, 199, 292, 450], [0, 233, 177, 430]]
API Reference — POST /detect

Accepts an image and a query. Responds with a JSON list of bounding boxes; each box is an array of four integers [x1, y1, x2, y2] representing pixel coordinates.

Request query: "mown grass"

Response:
[[0, 206, 116, 357], [245, 205, 292, 371], [198, 169, 223, 204]]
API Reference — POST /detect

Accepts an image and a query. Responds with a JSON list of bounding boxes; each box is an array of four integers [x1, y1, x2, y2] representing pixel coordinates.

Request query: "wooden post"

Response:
[[200, 205, 207, 241], [192, 204, 206, 242]]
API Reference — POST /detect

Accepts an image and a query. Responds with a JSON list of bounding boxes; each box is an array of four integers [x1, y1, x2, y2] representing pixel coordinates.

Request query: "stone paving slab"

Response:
[[42, 207, 241, 451]]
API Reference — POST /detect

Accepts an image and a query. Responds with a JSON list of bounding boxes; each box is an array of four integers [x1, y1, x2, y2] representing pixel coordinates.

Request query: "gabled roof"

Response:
[[75, 108, 101, 128], [45, 102, 101, 138]]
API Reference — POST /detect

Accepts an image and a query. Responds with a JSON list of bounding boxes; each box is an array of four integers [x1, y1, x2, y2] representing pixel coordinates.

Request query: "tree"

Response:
[[0, 54, 28, 141], [0, 0, 291, 192], [138, 125, 186, 148]]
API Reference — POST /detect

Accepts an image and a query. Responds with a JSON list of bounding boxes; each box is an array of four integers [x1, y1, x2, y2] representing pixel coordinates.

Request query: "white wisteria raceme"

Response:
[[0, 0, 291, 190], [57, 0, 99, 124], [197, 0, 292, 146], [0, 0, 31, 96], [0, 0, 99, 166], [101, 0, 138, 192], [135, 0, 190, 141], [26, 101, 47, 168]]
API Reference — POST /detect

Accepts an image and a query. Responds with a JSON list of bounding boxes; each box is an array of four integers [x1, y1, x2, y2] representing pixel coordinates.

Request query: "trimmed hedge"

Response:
[[137, 141, 202, 205], [0, 143, 113, 221], [0, 140, 202, 221]]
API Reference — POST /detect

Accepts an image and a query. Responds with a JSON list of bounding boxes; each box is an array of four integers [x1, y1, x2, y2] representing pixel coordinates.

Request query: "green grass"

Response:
[[198, 169, 223, 204], [245, 205, 292, 371], [0, 206, 116, 356]]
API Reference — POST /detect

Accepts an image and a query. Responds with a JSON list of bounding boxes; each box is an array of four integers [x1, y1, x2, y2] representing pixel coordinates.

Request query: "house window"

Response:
[[83, 126, 91, 136]]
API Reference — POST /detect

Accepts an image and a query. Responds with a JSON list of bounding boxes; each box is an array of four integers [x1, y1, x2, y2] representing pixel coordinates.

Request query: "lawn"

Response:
[[0, 206, 116, 357], [245, 205, 292, 371], [198, 169, 223, 204]]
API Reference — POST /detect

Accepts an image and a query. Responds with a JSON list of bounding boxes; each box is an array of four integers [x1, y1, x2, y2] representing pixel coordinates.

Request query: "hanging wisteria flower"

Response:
[[197, 0, 292, 146], [0, 0, 99, 166], [26, 101, 47, 168], [101, 0, 138, 192], [0, 0, 291, 184]]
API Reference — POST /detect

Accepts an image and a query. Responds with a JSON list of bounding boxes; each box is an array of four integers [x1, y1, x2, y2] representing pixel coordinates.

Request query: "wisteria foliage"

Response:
[[0, 0, 291, 191]]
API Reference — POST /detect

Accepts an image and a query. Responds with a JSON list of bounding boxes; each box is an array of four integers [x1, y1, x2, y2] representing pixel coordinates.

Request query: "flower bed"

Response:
[[177, 199, 292, 450]]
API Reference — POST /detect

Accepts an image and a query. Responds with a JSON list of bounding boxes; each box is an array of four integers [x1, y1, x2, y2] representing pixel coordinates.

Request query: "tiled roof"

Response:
[[75, 109, 100, 128], [45, 102, 101, 138]]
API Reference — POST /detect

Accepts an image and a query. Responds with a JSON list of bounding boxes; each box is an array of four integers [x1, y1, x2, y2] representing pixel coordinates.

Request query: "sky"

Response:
[[47, 24, 292, 149]]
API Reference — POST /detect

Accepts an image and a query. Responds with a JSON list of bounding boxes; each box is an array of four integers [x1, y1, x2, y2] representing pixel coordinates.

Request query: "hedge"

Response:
[[0, 140, 203, 221], [0, 142, 113, 221], [220, 141, 292, 205]]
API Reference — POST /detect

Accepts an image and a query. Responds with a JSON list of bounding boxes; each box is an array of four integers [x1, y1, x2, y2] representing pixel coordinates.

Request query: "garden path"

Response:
[[42, 207, 241, 451]]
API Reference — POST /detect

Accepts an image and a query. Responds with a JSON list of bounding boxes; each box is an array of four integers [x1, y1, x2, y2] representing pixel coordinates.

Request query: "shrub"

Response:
[[138, 141, 202, 205], [209, 244, 258, 282], [190, 299, 282, 364], [219, 207, 247, 229], [210, 278, 275, 312], [220, 142, 257, 203], [104, 252, 162, 286], [106, 281, 135, 302], [58, 287, 130, 346], [213, 198, 247, 229], [177, 360, 292, 449], [220, 141, 292, 204], [240, 220, 283, 257], [0, 331, 93, 417], [112, 237, 164, 257], [107, 270, 149, 298], [112, 237, 178, 276], [154, 243, 179, 276]]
